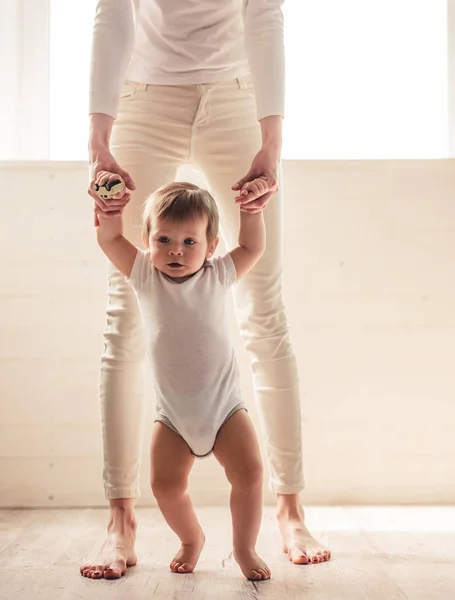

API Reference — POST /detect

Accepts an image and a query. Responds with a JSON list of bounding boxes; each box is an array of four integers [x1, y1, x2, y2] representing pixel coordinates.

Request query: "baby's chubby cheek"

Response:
[[147, 248, 161, 267]]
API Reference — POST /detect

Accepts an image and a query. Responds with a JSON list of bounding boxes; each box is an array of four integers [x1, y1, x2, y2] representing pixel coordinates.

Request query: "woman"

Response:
[[81, 0, 331, 580]]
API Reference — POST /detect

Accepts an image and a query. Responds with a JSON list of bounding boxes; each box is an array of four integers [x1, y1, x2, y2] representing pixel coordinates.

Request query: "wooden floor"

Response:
[[0, 506, 454, 600]]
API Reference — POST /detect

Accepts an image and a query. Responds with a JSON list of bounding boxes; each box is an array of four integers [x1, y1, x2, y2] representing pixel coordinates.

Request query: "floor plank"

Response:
[[0, 506, 454, 599]]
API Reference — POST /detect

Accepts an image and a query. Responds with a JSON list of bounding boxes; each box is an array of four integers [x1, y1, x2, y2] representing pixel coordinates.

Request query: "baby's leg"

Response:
[[150, 422, 205, 573], [213, 410, 271, 581]]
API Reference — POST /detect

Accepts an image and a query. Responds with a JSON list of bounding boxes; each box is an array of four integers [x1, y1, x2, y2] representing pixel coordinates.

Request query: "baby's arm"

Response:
[[229, 178, 267, 280], [96, 211, 138, 279]]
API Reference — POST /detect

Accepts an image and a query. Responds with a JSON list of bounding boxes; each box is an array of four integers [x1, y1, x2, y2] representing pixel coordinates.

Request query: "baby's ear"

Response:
[[208, 237, 219, 257]]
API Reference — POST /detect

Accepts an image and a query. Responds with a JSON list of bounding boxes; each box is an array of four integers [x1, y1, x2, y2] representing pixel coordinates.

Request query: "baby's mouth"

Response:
[[168, 262, 184, 268]]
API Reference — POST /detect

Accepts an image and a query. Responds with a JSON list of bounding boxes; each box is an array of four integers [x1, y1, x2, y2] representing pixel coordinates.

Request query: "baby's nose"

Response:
[[169, 246, 183, 255]]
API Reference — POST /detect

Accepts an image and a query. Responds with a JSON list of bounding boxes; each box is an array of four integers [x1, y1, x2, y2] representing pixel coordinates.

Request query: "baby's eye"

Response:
[[158, 237, 169, 243], [184, 239, 196, 245]]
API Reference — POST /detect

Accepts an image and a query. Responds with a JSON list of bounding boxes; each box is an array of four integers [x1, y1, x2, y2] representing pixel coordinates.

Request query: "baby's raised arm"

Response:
[[96, 213, 138, 279], [229, 177, 267, 280], [94, 175, 138, 279]]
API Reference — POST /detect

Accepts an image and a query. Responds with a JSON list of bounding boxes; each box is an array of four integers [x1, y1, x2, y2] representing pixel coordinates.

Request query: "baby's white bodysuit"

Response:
[[127, 249, 246, 457]]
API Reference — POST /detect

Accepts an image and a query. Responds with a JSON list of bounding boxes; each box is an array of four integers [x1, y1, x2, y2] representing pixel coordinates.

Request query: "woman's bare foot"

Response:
[[277, 496, 331, 565], [80, 503, 138, 579], [170, 528, 205, 574], [234, 548, 271, 581]]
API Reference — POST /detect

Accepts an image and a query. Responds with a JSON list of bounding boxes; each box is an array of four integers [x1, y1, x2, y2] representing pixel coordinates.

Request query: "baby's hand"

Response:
[[234, 176, 269, 214]]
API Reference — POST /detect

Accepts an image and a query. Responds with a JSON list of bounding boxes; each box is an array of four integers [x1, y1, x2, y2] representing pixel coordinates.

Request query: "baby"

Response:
[[95, 174, 271, 581]]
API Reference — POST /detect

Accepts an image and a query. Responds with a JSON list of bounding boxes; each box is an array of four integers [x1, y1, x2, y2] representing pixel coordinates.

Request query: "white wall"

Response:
[[0, 160, 454, 508]]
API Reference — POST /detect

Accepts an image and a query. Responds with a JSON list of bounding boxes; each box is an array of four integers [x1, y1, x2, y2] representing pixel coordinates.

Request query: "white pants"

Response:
[[100, 74, 305, 498]]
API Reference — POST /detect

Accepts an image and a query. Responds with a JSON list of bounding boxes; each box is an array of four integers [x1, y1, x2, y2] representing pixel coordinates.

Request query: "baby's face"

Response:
[[148, 215, 218, 278]]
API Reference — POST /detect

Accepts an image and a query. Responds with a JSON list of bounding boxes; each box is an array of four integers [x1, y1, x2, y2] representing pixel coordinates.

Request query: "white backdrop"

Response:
[[1, 159, 454, 507]]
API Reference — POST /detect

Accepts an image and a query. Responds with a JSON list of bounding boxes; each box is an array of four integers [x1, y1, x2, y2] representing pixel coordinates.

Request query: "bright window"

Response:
[[1, 0, 449, 160], [282, 0, 448, 159], [49, 0, 95, 161]]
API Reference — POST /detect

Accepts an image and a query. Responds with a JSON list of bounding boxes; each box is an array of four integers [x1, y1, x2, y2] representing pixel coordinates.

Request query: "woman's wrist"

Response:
[[89, 143, 110, 164], [89, 135, 110, 160], [259, 115, 282, 155]]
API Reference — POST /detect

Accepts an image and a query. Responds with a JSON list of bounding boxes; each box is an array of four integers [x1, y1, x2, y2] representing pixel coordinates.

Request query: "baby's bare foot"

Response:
[[170, 529, 205, 574], [80, 510, 137, 580], [234, 549, 271, 581]]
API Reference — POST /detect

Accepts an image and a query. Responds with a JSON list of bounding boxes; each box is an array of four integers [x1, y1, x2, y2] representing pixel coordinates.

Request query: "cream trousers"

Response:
[[100, 74, 304, 498]]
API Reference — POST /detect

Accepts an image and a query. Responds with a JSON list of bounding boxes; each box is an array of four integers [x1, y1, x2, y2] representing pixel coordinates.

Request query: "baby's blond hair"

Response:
[[142, 182, 219, 243]]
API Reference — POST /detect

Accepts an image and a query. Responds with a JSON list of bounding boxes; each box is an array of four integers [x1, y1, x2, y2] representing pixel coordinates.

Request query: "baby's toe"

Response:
[[247, 569, 262, 581]]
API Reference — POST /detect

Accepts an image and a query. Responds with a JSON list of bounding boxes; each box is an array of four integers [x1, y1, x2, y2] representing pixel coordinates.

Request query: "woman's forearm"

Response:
[[89, 113, 115, 154], [259, 115, 282, 154]]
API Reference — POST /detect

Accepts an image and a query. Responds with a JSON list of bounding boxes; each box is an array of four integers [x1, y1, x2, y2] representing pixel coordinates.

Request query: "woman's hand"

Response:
[[235, 176, 270, 212], [231, 145, 280, 214], [88, 147, 136, 226]]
